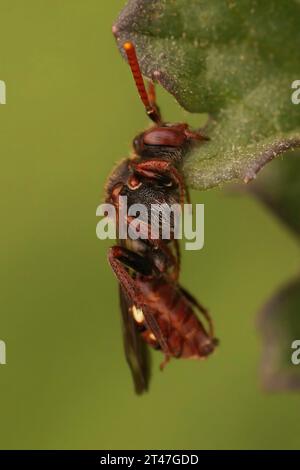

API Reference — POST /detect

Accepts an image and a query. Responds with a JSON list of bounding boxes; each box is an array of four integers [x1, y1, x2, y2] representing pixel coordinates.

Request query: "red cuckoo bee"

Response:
[[105, 41, 218, 393]]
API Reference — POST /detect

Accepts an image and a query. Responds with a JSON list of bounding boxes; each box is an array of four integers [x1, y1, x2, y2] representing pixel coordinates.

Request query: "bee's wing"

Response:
[[119, 286, 151, 394]]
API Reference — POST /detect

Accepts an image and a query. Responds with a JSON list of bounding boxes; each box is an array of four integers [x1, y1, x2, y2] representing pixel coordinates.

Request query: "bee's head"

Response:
[[133, 123, 194, 161]]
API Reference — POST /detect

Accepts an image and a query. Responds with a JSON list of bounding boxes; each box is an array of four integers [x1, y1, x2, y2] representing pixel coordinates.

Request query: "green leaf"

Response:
[[249, 150, 300, 238], [258, 276, 300, 391], [113, 0, 300, 190], [250, 153, 300, 392], [243, 151, 300, 392]]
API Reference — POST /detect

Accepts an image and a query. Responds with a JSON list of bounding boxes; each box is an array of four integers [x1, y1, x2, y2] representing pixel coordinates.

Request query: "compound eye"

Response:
[[133, 134, 144, 153], [143, 128, 186, 147]]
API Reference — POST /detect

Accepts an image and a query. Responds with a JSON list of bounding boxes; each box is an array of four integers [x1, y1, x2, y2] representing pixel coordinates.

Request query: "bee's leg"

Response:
[[159, 354, 171, 371], [148, 81, 156, 105], [154, 239, 179, 281], [109, 245, 153, 277], [126, 215, 179, 277], [179, 286, 215, 338], [147, 81, 162, 123], [130, 159, 186, 206], [184, 129, 210, 142], [108, 246, 170, 354]]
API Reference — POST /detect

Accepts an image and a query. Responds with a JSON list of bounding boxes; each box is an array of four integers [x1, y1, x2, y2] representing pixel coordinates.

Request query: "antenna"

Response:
[[123, 42, 161, 123]]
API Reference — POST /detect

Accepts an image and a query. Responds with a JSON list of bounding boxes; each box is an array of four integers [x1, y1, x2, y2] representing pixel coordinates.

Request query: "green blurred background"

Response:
[[0, 0, 300, 450]]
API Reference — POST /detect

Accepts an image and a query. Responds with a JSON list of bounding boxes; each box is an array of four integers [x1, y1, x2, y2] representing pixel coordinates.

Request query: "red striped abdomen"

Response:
[[135, 277, 216, 359]]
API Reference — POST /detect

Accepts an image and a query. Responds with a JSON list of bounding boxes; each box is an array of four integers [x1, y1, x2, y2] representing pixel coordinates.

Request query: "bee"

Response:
[[105, 42, 217, 393]]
